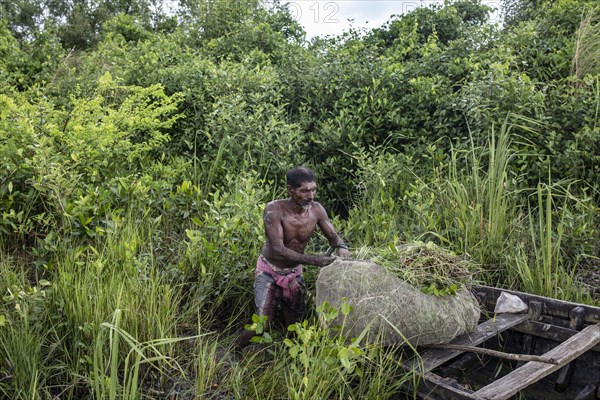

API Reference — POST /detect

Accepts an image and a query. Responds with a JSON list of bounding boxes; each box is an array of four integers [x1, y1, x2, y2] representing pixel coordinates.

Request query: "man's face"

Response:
[[288, 181, 317, 208]]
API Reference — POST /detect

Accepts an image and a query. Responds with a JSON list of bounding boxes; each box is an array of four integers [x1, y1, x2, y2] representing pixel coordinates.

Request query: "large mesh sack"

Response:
[[315, 258, 481, 346]]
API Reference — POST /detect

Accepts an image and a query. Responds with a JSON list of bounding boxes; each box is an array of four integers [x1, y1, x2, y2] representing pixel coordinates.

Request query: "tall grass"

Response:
[[344, 120, 523, 270], [508, 182, 587, 300], [0, 307, 44, 399], [425, 123, 597, 298], [572, 6, 600, 79], [192, 332, 230, 396], [431, 120, 521, 267], [0, 260, 48, 400], [56, 217, 185, 393], [93, 309, 203, 400], [0, 215, 192, 398]]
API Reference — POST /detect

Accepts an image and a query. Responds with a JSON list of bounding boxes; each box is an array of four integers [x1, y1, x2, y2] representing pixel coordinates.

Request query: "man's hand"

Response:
[[315, 255, 335, 267], [337, 247, 351, 259]]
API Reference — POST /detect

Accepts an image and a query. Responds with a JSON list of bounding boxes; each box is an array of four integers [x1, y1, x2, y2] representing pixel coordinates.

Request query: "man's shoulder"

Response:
[[313, 200, 325, 208], [311, 201, 328, 216], [266, 199, 286, 209], [264, 200, 286, 216]]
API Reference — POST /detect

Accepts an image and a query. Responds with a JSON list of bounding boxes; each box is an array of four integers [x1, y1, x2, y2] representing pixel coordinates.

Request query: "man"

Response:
[[236, 166, 350, 348]]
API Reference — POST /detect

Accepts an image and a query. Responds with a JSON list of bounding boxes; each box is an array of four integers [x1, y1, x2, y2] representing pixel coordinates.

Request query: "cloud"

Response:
[[287, 0, 502, 39], [289, 1, 399, 38]]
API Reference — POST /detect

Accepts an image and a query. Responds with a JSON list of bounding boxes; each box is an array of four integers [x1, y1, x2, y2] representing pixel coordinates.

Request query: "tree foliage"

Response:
[[0, 0, 176, 49], [1, 0, 597, 233]]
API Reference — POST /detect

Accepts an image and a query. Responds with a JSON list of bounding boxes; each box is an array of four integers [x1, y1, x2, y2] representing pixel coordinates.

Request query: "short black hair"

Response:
[[286, 166, 317, 188]]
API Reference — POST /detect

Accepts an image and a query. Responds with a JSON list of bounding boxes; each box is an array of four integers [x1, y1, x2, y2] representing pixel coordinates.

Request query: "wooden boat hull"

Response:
[[411, 286, 600, 400]]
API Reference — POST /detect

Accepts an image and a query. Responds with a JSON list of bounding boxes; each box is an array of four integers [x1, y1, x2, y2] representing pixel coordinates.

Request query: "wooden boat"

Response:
[[407, 286, 600, 400]]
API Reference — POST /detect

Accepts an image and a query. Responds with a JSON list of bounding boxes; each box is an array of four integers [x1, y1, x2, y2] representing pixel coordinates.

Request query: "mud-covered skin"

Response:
[[236, 180, 349, 349], [261, 181, 350, 269]]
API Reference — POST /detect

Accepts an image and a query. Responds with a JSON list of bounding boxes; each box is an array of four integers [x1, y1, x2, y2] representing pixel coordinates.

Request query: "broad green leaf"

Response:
[[341, 302, 351, 316]]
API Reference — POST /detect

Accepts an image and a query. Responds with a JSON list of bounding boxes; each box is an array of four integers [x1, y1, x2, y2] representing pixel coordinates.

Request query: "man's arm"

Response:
[[315, 204, 351, 258], [263, 202, 334, 266]]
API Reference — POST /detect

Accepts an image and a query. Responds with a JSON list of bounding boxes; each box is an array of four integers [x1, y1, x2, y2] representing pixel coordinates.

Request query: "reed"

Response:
[[508, 182, 581, 300], [432, 119, 521, 268]]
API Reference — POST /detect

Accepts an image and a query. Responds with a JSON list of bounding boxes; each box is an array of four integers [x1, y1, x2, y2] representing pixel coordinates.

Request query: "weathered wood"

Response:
[[429, 343, 558, 364], [407, 313, 530, 373], [474, 286, 600, 324], [473, 324, 600, 400], [418, 372, 479, 400], [528, 301, 544, 322], [572, 383, 597, 400], [517, 301, 543, 368], [440, 353, 480, 377], [540, 314, 573, 329], [555, 306, 586, 392], [512, 321, 600, 352]]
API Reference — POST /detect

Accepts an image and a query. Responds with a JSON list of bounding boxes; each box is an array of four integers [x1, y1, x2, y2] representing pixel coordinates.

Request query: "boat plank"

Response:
[[555, 306, 586, 391], [473, 324, 600, 400], [408, 313, 530, 372], [418, 372, 479, 400], [512, 321, 600, 352], [474, 286, 600, 324]]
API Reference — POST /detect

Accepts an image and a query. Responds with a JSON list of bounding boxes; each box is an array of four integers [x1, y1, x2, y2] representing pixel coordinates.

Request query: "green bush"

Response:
[[182, 171, 271, 319]]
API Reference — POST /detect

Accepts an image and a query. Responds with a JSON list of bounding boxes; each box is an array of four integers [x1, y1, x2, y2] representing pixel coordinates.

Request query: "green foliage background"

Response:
[[0, 0, 599, 398]]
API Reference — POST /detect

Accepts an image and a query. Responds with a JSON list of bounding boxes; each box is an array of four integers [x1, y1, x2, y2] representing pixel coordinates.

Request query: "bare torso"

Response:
[[261, 199, 323, 269], [237, 175, 349, 349]]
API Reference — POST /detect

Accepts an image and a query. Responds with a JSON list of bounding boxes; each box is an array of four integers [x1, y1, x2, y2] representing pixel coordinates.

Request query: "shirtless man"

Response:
[[236, 166, 350, 348]]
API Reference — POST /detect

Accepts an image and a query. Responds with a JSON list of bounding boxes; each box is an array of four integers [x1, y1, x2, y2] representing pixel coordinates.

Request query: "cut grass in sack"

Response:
[[316, 243, 481, 346]]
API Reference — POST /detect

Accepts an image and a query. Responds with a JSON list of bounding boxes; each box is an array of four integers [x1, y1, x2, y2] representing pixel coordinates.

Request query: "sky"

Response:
[[287, 1, 503, 39]]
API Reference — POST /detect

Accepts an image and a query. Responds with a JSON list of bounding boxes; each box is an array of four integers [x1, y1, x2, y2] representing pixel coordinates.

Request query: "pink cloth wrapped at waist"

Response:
[[256, 255, 303, 298]]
